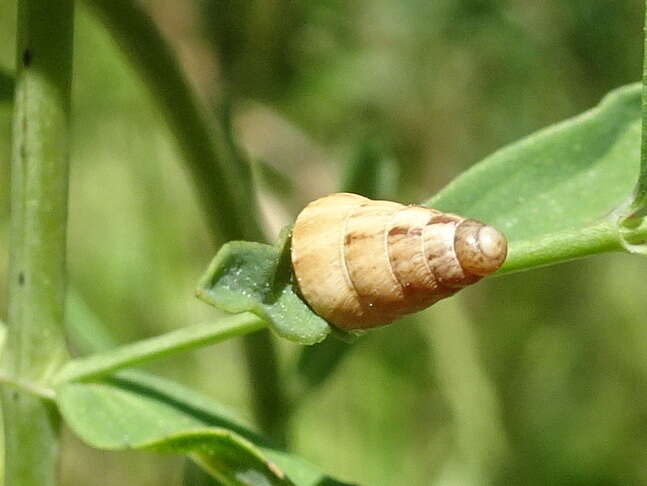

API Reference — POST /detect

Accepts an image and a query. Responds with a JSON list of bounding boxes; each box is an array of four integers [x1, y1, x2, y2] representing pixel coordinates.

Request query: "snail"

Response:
[[290, 193, 507, 330]]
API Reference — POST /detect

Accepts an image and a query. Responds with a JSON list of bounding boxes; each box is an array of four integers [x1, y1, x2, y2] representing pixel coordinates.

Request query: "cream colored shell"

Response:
[[290, 193, 507, 330]]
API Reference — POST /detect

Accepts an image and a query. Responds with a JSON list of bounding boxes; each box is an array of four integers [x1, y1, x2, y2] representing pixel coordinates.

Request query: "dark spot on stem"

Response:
[[22, 49, 32, 67], [18, 272, 24, 286]]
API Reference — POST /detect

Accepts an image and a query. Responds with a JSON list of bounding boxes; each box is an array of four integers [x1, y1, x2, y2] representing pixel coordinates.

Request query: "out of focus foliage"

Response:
[[1, 1, 647, 485]]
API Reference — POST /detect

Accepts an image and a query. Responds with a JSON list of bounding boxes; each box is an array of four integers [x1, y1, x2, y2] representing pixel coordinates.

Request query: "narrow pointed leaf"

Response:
[[427, 84, 642, 271], [197, 235, 331, 345]]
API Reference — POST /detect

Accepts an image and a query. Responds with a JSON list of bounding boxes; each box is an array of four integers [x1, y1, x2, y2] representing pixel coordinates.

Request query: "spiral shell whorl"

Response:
[[291, 193, 507, 330]]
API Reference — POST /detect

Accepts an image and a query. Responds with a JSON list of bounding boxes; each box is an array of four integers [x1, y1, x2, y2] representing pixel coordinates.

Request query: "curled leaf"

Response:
[[197, 232, 331, 345]]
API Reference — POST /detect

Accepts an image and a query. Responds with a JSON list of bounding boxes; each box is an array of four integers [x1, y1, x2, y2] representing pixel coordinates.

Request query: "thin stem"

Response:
[[0, 320, 6, 352], [424, 297, 508, 482], [242, 331, 288, 447], [84, 0, 287, 443], [0, 375, 55, 402], [497, 220, 624, 275], [0, 70, 13, 102], [54, 314, 266, 384], [2, 1, 74, 485], [188, 454, 231, 486], [65, 288, 119, 355], [0, 320, 5, 486], [83, 0, 263, 244]]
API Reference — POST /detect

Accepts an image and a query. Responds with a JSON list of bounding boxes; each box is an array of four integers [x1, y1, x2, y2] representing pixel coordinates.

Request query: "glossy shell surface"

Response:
[[291, 193, 507, 330]]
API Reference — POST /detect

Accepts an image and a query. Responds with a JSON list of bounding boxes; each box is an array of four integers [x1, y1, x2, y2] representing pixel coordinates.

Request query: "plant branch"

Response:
[[65, 288, 119, 355], [423, 297, 508, 482], [0, 320, 6, 353], [2, 1, 74, 485], [497, 220, 624, 275], [0, 70, 13, 103], [83, 0, 287, 444], [83, 0, 262, 244], [54, 314, 266, 384], [241, 331, 289, 447], [0, 375, 55, 402]]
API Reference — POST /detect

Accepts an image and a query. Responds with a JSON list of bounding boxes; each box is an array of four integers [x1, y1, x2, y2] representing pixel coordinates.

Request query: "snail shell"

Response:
[[290, 193, 507, 330]]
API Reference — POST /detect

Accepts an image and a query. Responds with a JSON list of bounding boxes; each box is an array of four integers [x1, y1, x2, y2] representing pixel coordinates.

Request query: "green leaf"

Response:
[[85, 0, 287, 440], [57, 371, 355, 486], [632, 3, 647, 216], [427, 84, 642, 272], [197, 234, 331, 345]]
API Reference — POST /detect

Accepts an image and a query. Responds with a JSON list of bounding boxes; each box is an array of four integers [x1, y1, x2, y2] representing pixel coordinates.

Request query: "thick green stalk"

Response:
[[2, 2, 74, 485], [83, 0, 286, 443]]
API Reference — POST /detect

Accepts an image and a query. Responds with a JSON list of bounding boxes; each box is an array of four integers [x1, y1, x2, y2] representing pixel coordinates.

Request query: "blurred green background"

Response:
[[2, 1, 647, 484]]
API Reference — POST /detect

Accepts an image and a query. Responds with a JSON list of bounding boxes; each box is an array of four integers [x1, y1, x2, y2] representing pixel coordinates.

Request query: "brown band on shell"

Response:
[[422, 214, 479, 289], [343, 200, 404, 326], [386, 206, 451, 313], [290, 193, 507, 329], [291, 193, 367, 326]]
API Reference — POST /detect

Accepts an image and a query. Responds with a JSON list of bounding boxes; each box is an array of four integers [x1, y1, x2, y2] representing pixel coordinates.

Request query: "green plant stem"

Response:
[[65, 289, 119, 355], [498, 220, 625, 275], [632, 0, 647, 216], [83, 0, 263, 244], [0, 375, 55, 402], [0, 70, 13, 103], [424, 298, 508, 483], [83, 0, 286, 443], [188, 454, 231, 485], [0, 320, 6, 352], [2, 1, 74, 485], [54, 314, 266, 384], [242, 331, 288, 447], [0, 320, 6, 486]]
